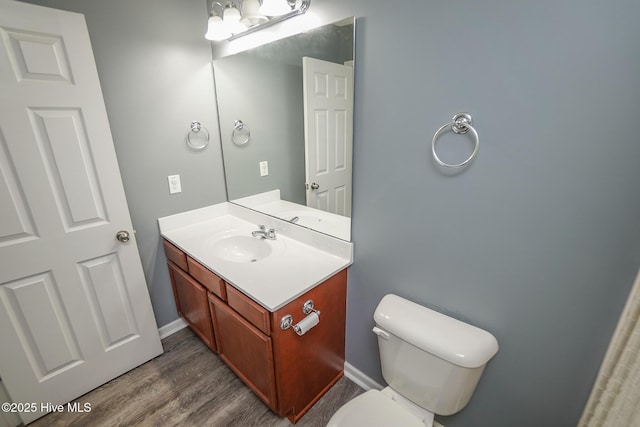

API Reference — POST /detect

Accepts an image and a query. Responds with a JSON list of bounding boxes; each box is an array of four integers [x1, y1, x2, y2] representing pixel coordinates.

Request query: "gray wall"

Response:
[[216, 1, 640, 426], [19, 0, 227, 327], [215, 55, 305, 203], [17, 0, 640, 426]]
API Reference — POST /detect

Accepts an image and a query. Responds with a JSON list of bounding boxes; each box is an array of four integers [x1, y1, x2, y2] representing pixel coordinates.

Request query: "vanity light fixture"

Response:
[[205, 0, 311, 42]]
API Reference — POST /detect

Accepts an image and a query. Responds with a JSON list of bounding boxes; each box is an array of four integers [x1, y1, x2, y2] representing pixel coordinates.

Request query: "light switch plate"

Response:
[[168, 174, 182, 194], [259, 161, 269, 177]]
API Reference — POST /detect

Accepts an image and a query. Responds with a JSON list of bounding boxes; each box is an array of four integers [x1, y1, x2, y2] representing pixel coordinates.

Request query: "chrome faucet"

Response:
[[251, 225, 276, 240]]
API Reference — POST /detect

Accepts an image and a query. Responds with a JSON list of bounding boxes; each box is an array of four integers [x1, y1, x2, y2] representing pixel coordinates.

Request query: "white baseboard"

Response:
[[344, 361, 383, 391], [158, 317, 187, 339]]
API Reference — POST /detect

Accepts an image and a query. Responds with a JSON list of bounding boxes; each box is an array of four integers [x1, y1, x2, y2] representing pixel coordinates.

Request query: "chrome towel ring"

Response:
[[431, 113, 479, 168], [187, 121, 209, 150], [232, 119, 250, 146]]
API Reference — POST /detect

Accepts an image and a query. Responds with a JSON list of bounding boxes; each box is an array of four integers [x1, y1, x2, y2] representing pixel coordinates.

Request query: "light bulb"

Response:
[[259, 0, 291, 16], [223, 4, 241, 22], [223, 3, 247, 34], [240, 0, 268, 26], [205, 15, 231, 41]]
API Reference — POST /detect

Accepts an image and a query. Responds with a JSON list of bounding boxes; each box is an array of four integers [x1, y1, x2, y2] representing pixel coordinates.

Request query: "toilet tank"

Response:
[[373, 294, 498, 416]]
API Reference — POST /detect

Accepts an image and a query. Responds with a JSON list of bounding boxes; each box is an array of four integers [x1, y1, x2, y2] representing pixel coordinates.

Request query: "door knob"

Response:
[[310, 182, 320, 190], [116, 230, 130, 243]]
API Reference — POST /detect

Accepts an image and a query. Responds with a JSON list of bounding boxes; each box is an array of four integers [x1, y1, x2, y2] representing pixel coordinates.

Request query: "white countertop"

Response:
[[158, 203, 353, 311], [232, 190, 351, 241]]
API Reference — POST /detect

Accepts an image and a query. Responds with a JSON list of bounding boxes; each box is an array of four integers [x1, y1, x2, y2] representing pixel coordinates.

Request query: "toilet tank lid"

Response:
[[374, 294, 499, 368]]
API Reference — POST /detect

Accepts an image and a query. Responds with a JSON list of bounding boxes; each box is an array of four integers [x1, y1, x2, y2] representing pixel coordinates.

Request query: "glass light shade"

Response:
[[223, 4, 247, 34], [223, 5, 241, 22], [259, 0, 291, 16], [222, 3, 247, 34], [240, 0, 268, 26], [243, 0, 261, 15], [205, 15, 231, 41]]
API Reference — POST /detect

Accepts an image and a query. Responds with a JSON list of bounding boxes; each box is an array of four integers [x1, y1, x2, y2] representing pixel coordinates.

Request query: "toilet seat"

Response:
[[327, 389, 427, 427]]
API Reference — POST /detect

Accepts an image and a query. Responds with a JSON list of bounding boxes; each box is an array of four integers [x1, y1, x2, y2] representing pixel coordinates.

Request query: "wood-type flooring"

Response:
[[28, 327, 363, 427]]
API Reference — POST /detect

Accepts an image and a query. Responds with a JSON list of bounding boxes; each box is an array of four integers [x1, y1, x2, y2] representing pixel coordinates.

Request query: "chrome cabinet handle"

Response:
[[116, 230, 130, 243]]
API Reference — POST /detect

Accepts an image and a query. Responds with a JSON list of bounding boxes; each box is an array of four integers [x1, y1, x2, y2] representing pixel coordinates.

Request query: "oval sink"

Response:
[[211, 235, 273, 263]]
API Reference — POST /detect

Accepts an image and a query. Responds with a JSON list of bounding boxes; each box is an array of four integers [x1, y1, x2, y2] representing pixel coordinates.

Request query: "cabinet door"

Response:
[[209, 295, 277, 410], [167, 261, 216, 351]]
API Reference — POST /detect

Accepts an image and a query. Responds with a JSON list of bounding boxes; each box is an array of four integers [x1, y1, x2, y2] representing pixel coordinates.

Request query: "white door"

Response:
[[303, 57, 353, 216], [0, 1, 162, 424]]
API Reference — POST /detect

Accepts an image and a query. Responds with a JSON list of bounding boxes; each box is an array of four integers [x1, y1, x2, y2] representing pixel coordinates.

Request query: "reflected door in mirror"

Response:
[[303, 57, 353, 217]]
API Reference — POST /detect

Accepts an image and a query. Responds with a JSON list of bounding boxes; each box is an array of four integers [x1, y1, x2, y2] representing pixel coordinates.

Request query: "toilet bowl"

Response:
[[328, 387, 434, 427], [327, 294, 498, 427]]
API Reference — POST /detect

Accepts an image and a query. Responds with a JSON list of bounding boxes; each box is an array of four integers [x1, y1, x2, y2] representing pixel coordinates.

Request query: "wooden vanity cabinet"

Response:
[[163, 238, 347, 424]]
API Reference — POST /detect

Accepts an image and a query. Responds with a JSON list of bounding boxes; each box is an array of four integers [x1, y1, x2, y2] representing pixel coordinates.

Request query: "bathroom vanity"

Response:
[[158, 203, 352, 423]]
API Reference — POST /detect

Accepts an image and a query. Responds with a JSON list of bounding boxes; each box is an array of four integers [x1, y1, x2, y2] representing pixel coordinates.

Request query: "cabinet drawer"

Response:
[[163, 239, 188, 271], [187, 257, 226, 300], [226, 284, 271, 336]]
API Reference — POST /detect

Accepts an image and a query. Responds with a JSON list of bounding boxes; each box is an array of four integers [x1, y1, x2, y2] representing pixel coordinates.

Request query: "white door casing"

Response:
[[303, 57, 353, 216], [0, 1, 162, 424]]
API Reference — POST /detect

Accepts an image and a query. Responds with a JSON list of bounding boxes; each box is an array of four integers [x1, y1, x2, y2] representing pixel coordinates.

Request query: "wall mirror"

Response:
[[213, 17, 355, 241]]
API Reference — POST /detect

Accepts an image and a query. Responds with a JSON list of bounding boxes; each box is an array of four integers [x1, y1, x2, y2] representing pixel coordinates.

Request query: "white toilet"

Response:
[[328, 294, 499, 427]]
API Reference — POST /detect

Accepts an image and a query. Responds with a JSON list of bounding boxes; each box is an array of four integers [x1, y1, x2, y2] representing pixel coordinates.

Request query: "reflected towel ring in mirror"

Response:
[[232, 119, 250, 146], [187, 121, 210, 150], [431, 112, 479, 168]]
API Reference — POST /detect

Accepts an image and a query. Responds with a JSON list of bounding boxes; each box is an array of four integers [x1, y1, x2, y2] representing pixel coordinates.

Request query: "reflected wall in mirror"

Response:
[[213, 17, 355, 241]]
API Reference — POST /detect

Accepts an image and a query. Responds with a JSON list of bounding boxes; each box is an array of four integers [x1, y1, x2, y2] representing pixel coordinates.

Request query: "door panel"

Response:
[[3, 27, 73, 83], [2, 272, 83, 380], [0, 132, 37, 245], [303, 57, 353, 216], [77, 253, 140, 350], [29, 108, 108, 228]]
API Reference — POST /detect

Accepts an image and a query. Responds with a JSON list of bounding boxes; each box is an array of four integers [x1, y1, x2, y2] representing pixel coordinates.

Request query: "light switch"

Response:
[[168, 174, 182, 194], [259, 161, 269, 177]]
